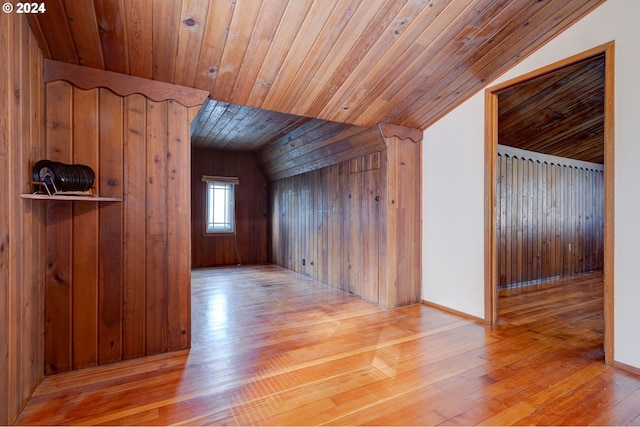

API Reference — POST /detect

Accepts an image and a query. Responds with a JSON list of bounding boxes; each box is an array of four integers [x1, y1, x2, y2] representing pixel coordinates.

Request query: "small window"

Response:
[[206, 181, 235, 233]]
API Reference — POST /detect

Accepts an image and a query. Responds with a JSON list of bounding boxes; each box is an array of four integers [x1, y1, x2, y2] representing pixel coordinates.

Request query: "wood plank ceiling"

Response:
[[27, 0, 605, 160], [498, 53, 605, 164]]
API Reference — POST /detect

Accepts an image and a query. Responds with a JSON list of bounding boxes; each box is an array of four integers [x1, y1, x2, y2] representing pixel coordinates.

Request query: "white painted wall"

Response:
[[422, 0, 640, 369]]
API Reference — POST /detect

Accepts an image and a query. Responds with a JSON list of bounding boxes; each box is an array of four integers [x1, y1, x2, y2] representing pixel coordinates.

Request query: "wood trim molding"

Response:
[[44, 59, 210, 108], [421, 300, 485, 324], [378, 123, 423, 143], [498, 145, 604, 171], [484, 41, 616, 364]]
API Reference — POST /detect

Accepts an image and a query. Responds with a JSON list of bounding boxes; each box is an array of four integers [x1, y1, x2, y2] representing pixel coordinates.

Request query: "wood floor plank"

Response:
[[15, 267, 640, 425]]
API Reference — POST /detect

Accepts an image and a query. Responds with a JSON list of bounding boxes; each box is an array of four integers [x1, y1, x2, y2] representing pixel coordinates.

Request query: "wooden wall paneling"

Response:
[[1, 14, 45, 424], [44, 81, 73, 375], [327, 164, 341, 287], [347, 167, 362, 297], [39, 68, 203, 374], [338, 161, 350, 294], [364, 164, 380, 303], [190, 149, 268, 268], [313, 169, 324, 282], [166, 100, 191, 351], [386, 136, 421, 307], [0, 12, 10, 418], [496, 148, 604, 288], [377, 145, 391, 308], [145, 100, 169, 356], [71, 88, 99, 370], [123, 94, 147, 360], [98, 88, 124, 364], [267, 127, 420, 309], [0, 136, 8, 426], [25, 23, 46, 422]]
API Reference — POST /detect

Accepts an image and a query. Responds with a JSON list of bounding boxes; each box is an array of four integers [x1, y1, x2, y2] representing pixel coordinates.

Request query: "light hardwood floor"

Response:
[[16, 266, 640, 425]]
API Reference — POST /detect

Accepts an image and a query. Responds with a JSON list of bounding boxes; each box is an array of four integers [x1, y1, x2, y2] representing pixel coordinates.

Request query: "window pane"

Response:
[[206, 181, 234, 233]]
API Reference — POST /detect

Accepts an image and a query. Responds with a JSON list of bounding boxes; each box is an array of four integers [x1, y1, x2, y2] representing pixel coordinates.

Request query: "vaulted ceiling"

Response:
[[28, 0, 605, 156]]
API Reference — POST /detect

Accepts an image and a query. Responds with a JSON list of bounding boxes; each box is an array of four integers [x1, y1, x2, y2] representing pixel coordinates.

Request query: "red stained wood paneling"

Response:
[[191, 149, 268, 268]]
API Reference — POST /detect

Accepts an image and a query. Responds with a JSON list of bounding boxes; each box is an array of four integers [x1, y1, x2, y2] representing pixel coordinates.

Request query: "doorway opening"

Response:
[[484, 42, 614, 364]]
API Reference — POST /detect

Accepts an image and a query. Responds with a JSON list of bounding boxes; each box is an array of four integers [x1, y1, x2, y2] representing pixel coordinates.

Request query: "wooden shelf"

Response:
[[21, 193, 121, 202]]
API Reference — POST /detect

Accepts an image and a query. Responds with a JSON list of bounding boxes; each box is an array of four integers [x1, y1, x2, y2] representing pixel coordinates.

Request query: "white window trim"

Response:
[[202, 176, 239, 234]]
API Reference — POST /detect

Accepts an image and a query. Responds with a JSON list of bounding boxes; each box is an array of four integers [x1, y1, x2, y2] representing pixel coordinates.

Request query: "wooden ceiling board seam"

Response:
[[199, 103, 245, 147], [508, 114, 604, 153], [259, 125, 370, 171], [124, 0, 153, 79], [316, 0, 440, 123], [324, 1, 473, 126], [212, 0, 264, 102], [297, 0, 409, 120], [403, 0, 605, 129], [227, 0, 290, 106], [214, 106, 264, 151], [361, 0, 525, 128], [257, 118, 329, 160], [31, 0, 78, 63], [267, 134, 386, 181], [498, 59, 604, 125], [62, 0, 105, 69], [151, 0, 182, 83], [499, 76, 603, 136], [497, 56, 603, 115], [265, 0, 350, 112], [25, 14, 52, 59], [266, 0, 364, 114], [498, 70, 578, 119], [391, 0, 574, 128], [267, 133, 373, 174], [252, 112, 309, 142], [289, 0, 388, 115], [94, 0, 130, 75], [190, 98, 216, 142], [245, 0, 314, 109], [193, 0, 236, 92], [193, 101, 234, 147], [294, 0, 407, 117], [499, 104, 603, 147], [258, 121, 354, 164], [173, 0, 211, 88]]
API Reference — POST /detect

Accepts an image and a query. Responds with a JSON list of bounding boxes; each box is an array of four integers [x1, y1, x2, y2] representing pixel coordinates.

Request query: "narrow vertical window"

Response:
[[202, 175, 239, 234]]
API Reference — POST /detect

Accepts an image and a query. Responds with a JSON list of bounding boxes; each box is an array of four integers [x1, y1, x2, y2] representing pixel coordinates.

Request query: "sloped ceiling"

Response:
[[498, 53, 605, 164], [27, 0, 605, 157]]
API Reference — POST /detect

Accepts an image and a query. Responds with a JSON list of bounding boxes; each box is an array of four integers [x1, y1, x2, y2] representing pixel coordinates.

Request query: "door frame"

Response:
[[483, 42, 615, 364]]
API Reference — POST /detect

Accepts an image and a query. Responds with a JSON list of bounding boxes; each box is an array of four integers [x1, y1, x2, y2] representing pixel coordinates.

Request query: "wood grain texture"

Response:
[[27, 0, 604, 130], [44, 59, 209, 108], [15, 267, 640, 426], [496, 148, 604, 288], [191, 149, 268, 268], [498, 54, 604, 164], [0, 13, 46, 425], [41, 74, 203, 374], [270, 129, 420, 308]]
